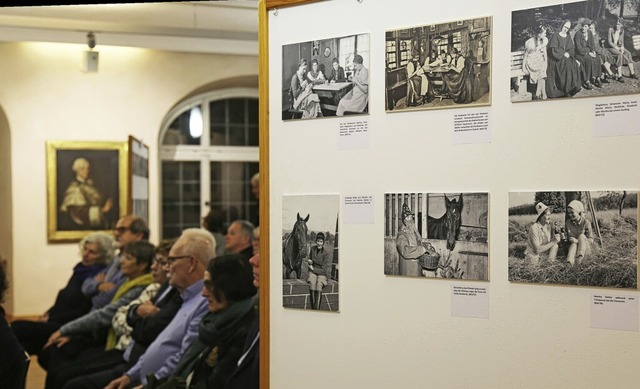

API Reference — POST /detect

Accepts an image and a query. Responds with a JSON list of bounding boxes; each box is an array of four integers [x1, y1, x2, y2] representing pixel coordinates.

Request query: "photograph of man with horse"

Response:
[[384, 192, 489, 280], [282, 194, 340, 312]]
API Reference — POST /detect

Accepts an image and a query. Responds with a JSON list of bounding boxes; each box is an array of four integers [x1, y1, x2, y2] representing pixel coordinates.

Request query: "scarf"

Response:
[[171, 297, 256, 382], [72, 262, 107, 281], [104, 272, 153, 350]]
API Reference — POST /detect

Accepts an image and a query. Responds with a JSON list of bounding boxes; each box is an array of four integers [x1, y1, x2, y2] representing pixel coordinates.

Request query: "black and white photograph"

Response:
[[511, 1, 640, 102], [282, 33, 369, 120], [282, 194, 339, 312], [384, 192, 489, 281], [385, 17, 492, 112], [508, 191, 638, 288]]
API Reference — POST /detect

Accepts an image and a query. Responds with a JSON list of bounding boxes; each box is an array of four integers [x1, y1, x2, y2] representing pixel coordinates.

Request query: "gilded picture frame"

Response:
[[46, 140, 128, 243]]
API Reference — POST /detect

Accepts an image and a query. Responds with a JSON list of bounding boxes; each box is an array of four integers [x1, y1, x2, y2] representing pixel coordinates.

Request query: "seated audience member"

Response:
[[250, 172, 260, 200], [249, 172, 260, 228], [145, 254, 256, 388], [225, 220, 255, 261], [83, 216, 149, 310], [442, 47, 473, 104], [291, 58, 322, 119], [47, 240, 178, 388], [202, 209, 227, 258], [226, 253, 261, 389], [589, 21, 616, 82], [524, 202, 559, 265], [336, 54, 369, 116], [93, 228, 214, 389], [574, 19, 602, 90], [40, 241, 155, 385], [252, 226, 260, 256], [306, 58, 326, 85], [606, 18, 638, 81], [565, 200, 594, 266], [12, 232, 114, 355], [0, 260, 28, 389], [326, 57, 346, 83]]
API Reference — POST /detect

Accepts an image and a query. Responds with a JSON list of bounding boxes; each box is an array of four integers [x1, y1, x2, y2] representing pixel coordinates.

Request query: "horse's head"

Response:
[[293, 212, 310, 258], [444, 194, 463, 250]]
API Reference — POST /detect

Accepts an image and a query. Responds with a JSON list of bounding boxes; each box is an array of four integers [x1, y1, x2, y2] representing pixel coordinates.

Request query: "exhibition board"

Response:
[[262, 0, 640, 387]]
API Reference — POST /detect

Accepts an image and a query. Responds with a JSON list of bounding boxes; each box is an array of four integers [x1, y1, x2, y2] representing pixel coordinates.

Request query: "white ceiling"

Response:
[[0, 1, 259, 55]]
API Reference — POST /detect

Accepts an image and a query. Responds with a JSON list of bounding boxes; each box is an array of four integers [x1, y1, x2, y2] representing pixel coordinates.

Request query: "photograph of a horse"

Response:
[[283, 212, 309, 280], [282, 194, 340, 312], [384, 192, 489, 281], [427, 193, 463, 251], [508, 190, 638, 289]]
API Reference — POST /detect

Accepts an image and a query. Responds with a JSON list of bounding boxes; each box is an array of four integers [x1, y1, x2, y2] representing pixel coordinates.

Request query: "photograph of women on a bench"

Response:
[[282, 33, 370, 120], [511, 0, 640, 102], [384, 192, 489, 281], [385, 16, 492, 112]]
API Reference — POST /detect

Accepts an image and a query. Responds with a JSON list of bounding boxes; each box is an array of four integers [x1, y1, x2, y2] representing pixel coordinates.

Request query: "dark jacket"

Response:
[[48, 262, 107, 324], [126, 282, 182, 364], [0, 306, 27, 388], [224, 315, 259, 389]]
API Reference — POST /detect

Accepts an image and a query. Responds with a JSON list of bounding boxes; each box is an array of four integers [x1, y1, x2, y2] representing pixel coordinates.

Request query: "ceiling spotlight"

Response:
[[87, 32, 96, 49]]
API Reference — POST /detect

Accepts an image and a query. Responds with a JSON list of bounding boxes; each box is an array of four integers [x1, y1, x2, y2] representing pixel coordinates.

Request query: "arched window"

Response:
[[159, 88, 259, 239]]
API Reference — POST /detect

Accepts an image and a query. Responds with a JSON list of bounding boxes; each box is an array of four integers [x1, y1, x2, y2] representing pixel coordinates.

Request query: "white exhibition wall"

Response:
[[1, 41, 258, 315], [268, 0, 640, 387]]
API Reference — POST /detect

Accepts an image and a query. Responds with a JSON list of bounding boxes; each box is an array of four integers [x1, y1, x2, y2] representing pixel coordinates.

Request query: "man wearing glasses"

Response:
[[103, 228, 215, 389], [82, 215, 149, 310]]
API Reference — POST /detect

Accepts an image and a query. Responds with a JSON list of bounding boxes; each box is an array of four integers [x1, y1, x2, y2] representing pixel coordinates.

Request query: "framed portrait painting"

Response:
[[46, 140, 128, 242]]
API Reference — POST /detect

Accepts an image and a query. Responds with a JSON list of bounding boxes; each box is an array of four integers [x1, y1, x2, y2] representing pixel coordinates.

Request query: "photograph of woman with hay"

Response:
[[508, 191, 638, 289]]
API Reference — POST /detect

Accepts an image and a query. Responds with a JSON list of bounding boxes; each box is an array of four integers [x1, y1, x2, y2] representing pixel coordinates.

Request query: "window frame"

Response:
[[158, 87, 259, 239]]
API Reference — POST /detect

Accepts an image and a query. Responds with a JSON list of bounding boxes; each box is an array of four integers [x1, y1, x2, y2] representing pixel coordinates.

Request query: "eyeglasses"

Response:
[[114, 226, 131, 234], [167, 255, 193, 265], [155, 259, 169, 267]]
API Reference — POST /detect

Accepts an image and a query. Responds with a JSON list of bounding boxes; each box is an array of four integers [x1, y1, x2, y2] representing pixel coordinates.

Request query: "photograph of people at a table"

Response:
[[282, 33, 370, 120], [511, 0, 640, 103], [385, 16, 492, 112]]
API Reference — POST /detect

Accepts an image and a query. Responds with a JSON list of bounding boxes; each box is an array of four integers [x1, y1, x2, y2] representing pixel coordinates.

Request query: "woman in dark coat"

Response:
[[11, 232, 114, 355], [546, 19, 582, 98]]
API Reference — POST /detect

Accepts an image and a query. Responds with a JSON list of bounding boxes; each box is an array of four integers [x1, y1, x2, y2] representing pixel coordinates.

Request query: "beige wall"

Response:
[[0, 41, 257, 315]]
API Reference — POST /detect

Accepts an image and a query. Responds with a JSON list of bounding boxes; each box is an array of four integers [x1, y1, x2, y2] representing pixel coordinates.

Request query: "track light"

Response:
[[87, 32, 96, 49], [83, 32, 98, 73]]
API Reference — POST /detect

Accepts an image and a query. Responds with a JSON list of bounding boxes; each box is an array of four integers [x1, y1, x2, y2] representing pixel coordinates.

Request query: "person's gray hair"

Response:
[[72, 158, 89, 173], [232, 220, 255, 243], [80, 232, 116, 264], [179, 228, 217, 266], [251, 172, 259, 185]]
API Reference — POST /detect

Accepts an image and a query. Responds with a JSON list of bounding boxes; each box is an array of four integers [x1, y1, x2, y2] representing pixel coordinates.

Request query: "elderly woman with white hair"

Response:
[[11, 232, 115, 355], [565, 200, 594, 265]]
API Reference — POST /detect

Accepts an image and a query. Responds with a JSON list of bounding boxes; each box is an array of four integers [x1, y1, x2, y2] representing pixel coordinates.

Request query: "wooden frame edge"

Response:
[[258, 1, 270, 389], [260, 2, 325, 387]]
